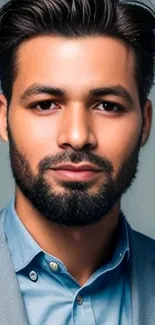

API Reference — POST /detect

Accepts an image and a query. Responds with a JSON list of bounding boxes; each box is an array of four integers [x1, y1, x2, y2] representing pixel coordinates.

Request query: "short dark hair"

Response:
[[0, 0, 155, 107]]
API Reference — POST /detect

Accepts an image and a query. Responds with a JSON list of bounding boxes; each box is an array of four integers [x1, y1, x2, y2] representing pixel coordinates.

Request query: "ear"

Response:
[[140, 99, 153, 147], [0, 94, 8, 142]]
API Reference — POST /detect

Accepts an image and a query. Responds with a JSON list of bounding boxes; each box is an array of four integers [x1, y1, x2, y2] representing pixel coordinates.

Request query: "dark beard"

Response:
[[7, 125, 141, 227]]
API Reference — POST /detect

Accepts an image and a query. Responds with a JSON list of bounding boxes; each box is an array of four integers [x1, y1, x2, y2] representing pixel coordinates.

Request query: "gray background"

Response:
[[0, 0, 155, 238]]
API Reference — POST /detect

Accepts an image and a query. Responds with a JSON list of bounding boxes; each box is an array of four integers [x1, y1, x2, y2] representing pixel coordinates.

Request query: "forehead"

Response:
[[14, 35, 137, 97]]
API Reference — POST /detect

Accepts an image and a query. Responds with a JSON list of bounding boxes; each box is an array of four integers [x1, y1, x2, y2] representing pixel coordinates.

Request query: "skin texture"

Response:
[[0, 36, 152, 285]]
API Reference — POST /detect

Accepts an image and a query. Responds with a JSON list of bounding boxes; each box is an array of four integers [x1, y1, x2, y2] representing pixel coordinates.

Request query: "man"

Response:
[[0, 0, 154, 324]]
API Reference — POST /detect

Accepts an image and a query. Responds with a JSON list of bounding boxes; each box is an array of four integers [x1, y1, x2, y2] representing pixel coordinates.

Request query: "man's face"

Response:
[[4, 36, 147, 226]]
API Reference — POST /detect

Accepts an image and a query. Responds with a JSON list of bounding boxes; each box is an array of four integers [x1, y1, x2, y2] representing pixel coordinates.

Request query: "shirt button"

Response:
[[29, 270, 38, 282], [50, 262, 59, 272], [76, 295, 83, 305]]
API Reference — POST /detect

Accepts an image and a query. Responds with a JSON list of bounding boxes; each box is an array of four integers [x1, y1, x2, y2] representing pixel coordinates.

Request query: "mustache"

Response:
[[38, 150, 114, 174]]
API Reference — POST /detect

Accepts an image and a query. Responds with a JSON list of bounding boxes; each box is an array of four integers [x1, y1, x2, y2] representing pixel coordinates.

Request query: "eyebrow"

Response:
[[20, 83, 65, 102], [89, 85, 134, 107], [20, 83, 134, 107]]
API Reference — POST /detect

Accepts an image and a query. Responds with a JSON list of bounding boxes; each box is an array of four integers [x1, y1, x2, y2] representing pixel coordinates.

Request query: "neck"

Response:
[[15, 189, 121, 286]]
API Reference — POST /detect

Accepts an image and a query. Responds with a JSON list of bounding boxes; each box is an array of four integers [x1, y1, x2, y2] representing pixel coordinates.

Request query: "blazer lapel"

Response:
[[0, 209, 29, 325], [128, 224, 155, 325]]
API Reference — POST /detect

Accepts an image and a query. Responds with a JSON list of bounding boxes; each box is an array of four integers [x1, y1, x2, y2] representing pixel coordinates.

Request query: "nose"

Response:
[[57, 104, 97, 151]]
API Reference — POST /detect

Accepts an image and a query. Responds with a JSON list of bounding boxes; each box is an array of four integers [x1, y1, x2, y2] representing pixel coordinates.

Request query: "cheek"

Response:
[[95, 113, 142, 172], [8, 109, 59, 170]]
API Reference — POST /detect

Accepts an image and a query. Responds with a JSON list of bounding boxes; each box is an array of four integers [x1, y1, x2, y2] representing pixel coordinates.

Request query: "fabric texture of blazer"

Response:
[[0, 207, 155, 325]]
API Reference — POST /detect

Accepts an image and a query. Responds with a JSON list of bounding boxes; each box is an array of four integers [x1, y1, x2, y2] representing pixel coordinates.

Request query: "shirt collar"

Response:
[[112, 210, 130, 263], [4, 196, 130, 273], [4, 196, 41, 272]]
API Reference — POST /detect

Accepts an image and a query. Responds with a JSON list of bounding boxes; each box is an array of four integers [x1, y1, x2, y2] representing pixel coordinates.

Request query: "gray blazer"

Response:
[[0, 208, 155, 325]]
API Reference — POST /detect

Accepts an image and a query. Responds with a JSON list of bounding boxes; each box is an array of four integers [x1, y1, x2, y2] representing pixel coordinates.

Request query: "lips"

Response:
[[51, 164, 102, 172], [50, 164, 102, 182]]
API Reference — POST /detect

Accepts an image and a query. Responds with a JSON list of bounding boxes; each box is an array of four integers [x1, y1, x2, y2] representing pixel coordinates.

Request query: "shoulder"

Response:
[[132, 228, 155, 244], [128, 222, 155, 258]]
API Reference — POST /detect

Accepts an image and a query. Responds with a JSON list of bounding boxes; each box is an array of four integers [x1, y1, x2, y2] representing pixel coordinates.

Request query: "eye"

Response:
[[30, 100, 59, 111], [95, 101, 125, 113]]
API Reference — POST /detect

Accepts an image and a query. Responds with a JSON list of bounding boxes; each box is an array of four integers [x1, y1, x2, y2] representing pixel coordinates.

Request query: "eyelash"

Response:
[[95, 101, 125, 113], [29, 100, 59, 111], [28, 99, 126, 114]]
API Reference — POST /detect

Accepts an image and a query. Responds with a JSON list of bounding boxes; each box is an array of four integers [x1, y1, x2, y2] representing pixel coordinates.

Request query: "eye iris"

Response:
[[39, 101, 53, 110], [104, 102, 116, 111]]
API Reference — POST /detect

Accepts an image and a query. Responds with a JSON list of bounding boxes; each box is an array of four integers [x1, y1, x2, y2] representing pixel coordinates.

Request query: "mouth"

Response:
[[50, 164, 102, 182]]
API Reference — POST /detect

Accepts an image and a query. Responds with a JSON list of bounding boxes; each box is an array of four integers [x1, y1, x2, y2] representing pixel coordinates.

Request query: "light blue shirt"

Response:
[[4, 198, 131, 325]]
